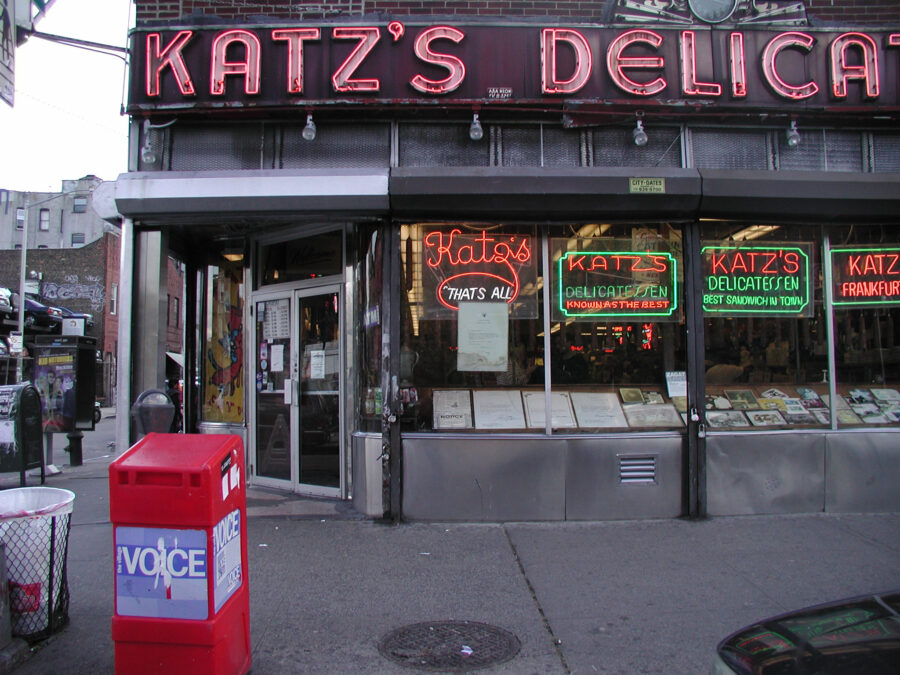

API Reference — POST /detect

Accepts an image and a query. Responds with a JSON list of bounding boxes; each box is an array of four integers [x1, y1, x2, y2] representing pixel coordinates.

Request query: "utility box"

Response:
[[0, 384, 45, 486], [109, 434, 250, 675], [32, 336, 97, 434]]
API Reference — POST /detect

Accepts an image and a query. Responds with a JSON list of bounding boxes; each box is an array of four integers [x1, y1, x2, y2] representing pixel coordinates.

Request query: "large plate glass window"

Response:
[[699, 223, 829, 430], [829, 224, 900, 428]]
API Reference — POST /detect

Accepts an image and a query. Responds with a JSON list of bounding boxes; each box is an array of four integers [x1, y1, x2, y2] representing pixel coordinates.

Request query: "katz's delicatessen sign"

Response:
[[130, 22, 900, 112]]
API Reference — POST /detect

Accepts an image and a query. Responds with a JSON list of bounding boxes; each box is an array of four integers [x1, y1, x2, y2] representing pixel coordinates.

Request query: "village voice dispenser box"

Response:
[[109, 433, 250, 674]]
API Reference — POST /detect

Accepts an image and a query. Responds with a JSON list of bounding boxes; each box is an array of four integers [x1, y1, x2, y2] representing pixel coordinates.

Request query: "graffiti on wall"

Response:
[[41, 275, 106, 311]]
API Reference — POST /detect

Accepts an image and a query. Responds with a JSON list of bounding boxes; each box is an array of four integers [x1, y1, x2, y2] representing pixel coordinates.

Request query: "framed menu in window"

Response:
[[522, 391, 577, 429], [473, 390, 527, 429]]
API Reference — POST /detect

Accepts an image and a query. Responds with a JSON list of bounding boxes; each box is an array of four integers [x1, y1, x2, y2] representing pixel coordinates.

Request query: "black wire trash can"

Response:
[[0, 487, 74, 642]]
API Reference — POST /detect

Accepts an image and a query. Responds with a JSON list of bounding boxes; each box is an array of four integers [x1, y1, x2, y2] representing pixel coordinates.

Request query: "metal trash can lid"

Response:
[[0, 487, 75, 521]]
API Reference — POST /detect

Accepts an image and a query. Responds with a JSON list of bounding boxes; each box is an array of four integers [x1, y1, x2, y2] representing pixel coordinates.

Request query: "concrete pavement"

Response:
[[1, 418, 898, 673]]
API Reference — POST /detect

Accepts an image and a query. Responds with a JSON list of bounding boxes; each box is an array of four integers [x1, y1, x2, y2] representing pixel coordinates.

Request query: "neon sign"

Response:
[[701, 244, 812, 316], [422, 228, 538, 318], [831, 247, 900, 306], [556, 250, 679, 319], [131, 25, 900, 112]]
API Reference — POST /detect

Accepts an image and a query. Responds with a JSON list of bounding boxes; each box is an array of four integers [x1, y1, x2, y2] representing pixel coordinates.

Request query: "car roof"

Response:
[[717, 591, 900, 674]]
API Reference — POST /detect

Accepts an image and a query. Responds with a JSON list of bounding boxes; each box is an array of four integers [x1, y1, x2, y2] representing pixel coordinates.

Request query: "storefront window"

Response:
[[200, 259, 245, 423], [356, 225, 383, 433], [700, 223, 829, 429], [399, 222, 687, 432], [399, 223, 542, 431], [549, 225, 686, 430], [830, 225, 900, 427]]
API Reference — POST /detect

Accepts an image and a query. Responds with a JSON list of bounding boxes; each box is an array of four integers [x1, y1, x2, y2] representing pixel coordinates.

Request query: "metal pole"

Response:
[[16, 201, 28, 381]]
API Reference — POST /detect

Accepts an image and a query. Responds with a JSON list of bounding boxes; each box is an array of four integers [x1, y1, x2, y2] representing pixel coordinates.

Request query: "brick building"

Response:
[[110, 0, 900, 520]]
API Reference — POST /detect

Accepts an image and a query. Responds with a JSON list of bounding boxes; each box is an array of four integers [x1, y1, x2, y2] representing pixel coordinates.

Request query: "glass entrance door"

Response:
[[296, 289, 341, 491], [253, 286, 342, 496]]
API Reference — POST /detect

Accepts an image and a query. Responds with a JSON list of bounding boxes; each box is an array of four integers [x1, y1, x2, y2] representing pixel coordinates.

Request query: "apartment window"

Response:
[[71, 233, 85, 247], [109, 283, 117, 315], [39, 209, 50, 231], [167, 294, 171, 326], [15, 208, 24, 230], [173, 296, 180, 328], [73, 197, 87, 213]]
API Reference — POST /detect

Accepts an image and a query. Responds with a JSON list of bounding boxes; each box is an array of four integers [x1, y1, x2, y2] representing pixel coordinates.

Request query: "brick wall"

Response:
[[104, 232, 120, 361], [0, 236, 114, 352], [135, 0, 900, 23]]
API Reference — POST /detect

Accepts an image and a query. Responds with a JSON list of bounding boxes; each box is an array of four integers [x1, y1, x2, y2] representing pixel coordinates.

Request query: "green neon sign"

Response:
[[557, 250, 678, 319], [831, 247, 900, 307], [701, 245, 812, 316]]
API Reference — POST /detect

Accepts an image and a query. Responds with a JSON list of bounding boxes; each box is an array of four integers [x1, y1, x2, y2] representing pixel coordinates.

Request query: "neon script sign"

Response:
[[701, 244, 812, 316], [557, 250, 678, 319], [129, 25, 900, 113], [422, 228, 538, 318], [831, 247, 900, 306]]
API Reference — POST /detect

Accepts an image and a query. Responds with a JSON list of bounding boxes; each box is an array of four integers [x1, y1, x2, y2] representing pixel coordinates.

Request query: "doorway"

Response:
[[252, 285, 343, 496]]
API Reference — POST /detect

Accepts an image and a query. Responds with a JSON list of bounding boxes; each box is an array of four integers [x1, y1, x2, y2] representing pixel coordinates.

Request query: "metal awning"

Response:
[[112, 169, 390, 223]]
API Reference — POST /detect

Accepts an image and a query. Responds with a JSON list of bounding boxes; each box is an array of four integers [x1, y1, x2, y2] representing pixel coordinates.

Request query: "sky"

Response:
[[0, 0, 133, 192]]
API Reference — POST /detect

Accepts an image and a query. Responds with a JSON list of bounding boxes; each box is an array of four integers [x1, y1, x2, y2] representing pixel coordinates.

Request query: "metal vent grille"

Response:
[[170, 124, 269, 171], [281, 123, 390, 168], [399, 123, 490, 167], [872, 133, 900, 173], [778, 129, 862, 172], [692, 129, 771, 170], [593, 127, 682, 168], [619, 455, 657, 484]]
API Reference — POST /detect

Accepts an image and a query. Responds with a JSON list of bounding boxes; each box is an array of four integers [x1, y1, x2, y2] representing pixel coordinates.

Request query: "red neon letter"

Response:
[[830, 32, 879, 99], [680, 31, 722, 97], [272, 28, 321, 94], [210, 30, 261, 95], [332, 27, 381, 93], [761, 32, 819, 100], [146, 31, 195, 97], [541, 29, 592, 94], [606, 30, 666, 97], [410, 26, 466, 95], [729, 32, 747, 97]]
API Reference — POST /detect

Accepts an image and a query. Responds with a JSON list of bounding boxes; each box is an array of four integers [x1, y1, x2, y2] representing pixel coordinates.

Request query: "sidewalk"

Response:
[[3, 437, 900, 674]]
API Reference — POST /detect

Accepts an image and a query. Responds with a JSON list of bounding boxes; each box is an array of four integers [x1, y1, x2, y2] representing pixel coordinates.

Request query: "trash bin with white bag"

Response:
[[0, 487, 74, 641]]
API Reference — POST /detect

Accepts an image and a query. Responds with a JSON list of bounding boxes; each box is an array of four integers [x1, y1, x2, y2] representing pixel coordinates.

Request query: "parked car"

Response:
[[57, 305, 95, 329], [21, 296, 63, 329], [0, 287, 13, 320], [712, 590, 900, 674]]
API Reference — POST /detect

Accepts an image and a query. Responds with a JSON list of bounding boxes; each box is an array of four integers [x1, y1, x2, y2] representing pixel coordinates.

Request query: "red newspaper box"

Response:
[[109, 434, 250, 675]]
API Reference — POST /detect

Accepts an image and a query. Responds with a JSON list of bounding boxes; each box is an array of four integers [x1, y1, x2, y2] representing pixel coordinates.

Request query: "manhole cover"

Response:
[[378, 620, 521, 672]]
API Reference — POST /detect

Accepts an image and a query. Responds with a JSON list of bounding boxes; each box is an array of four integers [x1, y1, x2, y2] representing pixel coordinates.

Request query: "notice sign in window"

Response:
[[701, 244, 813, 317], [556, 250, 678, 320], [831, 247, 900, 307]]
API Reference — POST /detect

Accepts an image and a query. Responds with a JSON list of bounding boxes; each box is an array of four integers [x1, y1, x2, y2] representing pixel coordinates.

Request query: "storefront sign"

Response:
[[556, 249, 679, 319], [128, 25, 900, 113], [701, 244, 812, 316], [831, 247, 900, 306], [421, 228, 538, 319]]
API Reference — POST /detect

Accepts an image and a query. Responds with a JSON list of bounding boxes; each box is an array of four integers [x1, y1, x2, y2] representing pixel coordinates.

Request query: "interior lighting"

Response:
[[302, 113, 317, 141], [785, 120, 801, 148], [469, 113, 484, 141]]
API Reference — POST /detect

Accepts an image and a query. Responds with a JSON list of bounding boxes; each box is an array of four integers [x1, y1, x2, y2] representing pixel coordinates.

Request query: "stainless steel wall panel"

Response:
[[352, 433, 384, 518], [566, 436, 683, 520], [825, 432, 900, 513], [706, 432, 825, 516], [402, 436, 566, 521]]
